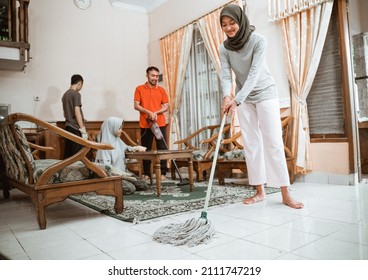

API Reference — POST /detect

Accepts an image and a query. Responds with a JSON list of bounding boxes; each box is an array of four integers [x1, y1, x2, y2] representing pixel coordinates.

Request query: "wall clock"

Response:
[[74, 0, 91, 10]]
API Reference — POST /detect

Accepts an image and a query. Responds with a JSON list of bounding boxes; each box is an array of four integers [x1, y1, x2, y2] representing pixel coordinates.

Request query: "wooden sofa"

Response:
[[171, 123, 231, 181], [217, 116, 295, 185], [0, 113, 123, 230]]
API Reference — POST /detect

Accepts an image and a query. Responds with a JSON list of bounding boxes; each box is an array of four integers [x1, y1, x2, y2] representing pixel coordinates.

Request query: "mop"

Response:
[[148, 119, 190, 186], [152, 113, 228, 247]]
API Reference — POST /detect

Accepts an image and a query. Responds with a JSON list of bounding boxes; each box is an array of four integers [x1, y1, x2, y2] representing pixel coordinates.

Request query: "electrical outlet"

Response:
[[34, 96, 40, 101]]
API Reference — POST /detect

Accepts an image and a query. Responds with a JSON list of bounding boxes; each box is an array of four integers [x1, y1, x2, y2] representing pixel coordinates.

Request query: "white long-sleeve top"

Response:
[[219, 33, 278, 104]]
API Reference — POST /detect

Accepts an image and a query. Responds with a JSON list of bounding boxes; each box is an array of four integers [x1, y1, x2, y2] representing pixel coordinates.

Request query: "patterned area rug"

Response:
[[69, 180, 280, 223]]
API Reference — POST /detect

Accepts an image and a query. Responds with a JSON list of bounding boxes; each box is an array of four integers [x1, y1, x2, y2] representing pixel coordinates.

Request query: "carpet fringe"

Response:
[[152, 217, 215, 247]]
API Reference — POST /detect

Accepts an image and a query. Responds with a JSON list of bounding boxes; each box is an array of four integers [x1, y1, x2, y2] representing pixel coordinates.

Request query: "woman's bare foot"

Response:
[[243, 185, 266, 204], [281, 187, 304, 209], [243, 194, 265, 204]]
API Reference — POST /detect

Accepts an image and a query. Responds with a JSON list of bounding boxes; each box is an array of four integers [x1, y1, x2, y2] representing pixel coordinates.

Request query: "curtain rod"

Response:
[[159, 0, 240, 40]]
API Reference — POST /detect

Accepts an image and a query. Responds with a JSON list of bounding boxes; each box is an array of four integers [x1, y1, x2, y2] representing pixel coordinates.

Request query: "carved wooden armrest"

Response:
[[28, 142, 55, 160], [7, 113, 115, 185]]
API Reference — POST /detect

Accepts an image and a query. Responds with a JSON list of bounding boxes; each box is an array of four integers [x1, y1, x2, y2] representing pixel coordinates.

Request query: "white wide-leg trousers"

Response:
[[236, 98, 290, 188]]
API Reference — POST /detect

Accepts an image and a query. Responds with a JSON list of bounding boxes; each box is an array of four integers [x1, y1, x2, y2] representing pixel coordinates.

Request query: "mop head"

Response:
[[152, 216, 215, 247]]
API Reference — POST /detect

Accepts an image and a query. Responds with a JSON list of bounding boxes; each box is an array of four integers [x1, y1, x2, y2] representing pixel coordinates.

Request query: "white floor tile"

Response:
[[87, 231, 151, 252], [18, 229, 84, 252], [242, 227, 322, 252], [328, 223, 368, 245], [291, 237, 368, 259], [214, 217, 272, 238], [274, 253, 311, 260], [1, 181, 368, 260], [107, 240, 191, 260], [280, 216, 352, 236], [26, 239, 104, 260], [194, 239, 284, 260]]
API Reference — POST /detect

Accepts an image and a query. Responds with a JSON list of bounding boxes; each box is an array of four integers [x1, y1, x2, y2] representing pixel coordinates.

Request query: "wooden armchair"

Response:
[[217, 116, 295, 185], [171, 123, 231, 181], [217, 131, 247, 185], [0, 113, 123, 230], [282, 115, 295, 184]]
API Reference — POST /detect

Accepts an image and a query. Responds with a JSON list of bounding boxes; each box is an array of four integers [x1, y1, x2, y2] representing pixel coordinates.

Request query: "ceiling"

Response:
[[110, 0, 168, 13], [0, 0, 167, 13]]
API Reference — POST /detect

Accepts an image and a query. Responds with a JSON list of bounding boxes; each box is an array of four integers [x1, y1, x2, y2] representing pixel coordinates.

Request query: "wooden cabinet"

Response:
[[23, 129, 41, 146], [40, 128, 61, 159]]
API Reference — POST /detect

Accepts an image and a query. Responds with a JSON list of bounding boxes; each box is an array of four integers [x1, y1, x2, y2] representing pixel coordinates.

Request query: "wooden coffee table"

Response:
[[125, 150, 194, 197]]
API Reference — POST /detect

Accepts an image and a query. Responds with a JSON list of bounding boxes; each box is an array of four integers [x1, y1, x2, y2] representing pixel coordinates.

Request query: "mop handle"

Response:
[[203, 113, 227, 212]]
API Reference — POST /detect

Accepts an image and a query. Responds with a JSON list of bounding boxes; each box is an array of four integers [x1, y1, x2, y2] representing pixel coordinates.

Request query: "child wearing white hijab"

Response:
[[96, 117, 148, 194]]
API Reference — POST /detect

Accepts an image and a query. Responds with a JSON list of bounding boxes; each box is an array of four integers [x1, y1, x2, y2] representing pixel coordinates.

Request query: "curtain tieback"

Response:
[[293, 93, 309, 129]]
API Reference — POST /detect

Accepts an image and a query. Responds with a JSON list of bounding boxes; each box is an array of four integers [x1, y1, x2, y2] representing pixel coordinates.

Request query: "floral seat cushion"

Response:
[[192, 150, 211, 160], [220, 149, 245, 160], [33, 160, 110, 184]]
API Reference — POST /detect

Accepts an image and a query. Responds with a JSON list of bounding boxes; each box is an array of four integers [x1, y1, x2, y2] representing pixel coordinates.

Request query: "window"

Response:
[[307, 2, 346, 140], [179, 25, 222, 147], [0, 0, 9, 41]]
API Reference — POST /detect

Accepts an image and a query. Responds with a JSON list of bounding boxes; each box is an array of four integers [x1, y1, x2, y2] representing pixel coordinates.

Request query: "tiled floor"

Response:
[[0, 179, 368, 260]]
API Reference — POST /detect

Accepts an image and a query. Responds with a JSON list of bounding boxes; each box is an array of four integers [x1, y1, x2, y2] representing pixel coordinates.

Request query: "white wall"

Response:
[[349, 0, 368, 35], [0, 0, 149, 122]]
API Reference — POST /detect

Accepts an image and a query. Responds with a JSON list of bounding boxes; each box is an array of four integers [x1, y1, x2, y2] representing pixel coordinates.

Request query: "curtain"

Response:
[[196, 0, 242, 75], [197, 10, 224, 76], [160, 24, 194, 149], [197, 0, 242, 137], [160, 0, 242, 145], [268, 0, 331, 21], [280, 0, 333, 173]]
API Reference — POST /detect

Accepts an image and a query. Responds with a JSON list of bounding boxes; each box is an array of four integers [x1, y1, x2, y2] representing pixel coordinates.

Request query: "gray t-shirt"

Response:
[[61, 89, 84, 130], [220, 32, 278, 104]]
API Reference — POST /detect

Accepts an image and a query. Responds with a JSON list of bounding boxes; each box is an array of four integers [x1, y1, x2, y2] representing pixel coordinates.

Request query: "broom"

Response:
[[152, 113, 228, 247]]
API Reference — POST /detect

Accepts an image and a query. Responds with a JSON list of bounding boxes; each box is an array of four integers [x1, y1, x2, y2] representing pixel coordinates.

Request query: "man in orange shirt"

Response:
[[134, 66, 169, 181]]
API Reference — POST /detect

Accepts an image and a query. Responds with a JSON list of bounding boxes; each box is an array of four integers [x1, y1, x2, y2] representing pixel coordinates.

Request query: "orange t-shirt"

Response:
[[134, 83, 169, 128]]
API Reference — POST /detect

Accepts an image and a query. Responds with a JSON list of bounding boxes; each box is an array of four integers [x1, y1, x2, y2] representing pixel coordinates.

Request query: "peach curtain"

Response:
[[197, 10, 225, 76], [195, 0, 241, 75], [159, 0, 242, 145], [279, 1, 333, 173], [196, 0, 242, 137], [160, 24, 194, 149]]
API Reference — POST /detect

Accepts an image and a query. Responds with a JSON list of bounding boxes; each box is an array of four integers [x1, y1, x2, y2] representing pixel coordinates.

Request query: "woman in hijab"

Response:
[[219, 4, 303, 209], [95, 117, 148, 194]]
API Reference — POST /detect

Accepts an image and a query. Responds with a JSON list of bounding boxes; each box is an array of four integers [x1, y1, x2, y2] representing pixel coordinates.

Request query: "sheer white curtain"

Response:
[[170, 25, 194, 149], [180, 27, 222, 147], [268, 0, 333, 173], [160, 25, 194, 149]]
